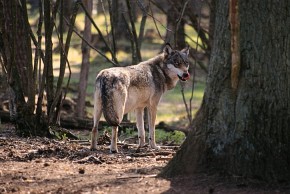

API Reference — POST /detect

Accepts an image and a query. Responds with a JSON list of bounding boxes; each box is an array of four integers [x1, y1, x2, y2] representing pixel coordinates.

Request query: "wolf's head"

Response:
[[163, 43, 190, 81]]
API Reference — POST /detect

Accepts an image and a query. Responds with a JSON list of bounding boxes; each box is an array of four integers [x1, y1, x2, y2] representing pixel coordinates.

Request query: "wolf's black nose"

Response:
[[183, 72, 190, 78]]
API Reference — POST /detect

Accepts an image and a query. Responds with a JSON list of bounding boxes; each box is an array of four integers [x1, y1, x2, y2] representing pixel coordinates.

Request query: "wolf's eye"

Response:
[[174, 63, 180, 67]]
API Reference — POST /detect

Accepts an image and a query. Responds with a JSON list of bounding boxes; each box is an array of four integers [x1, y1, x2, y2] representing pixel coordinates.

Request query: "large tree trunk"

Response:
[[0, 0, 48, 136], [162, 0, 290, 181], [76, 0, 92, 118], [0, 0, 34, 110]]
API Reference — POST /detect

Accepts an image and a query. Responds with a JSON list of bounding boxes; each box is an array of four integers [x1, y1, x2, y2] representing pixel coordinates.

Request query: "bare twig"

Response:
[[137, 0, 148, 49], [176, 0, 189, 31], [186, 11, 211, 58], [126, 0, 142, 62], [172, 0, 189, 47], [79, 1, 119, 65], [148, 1, 164, 41], [184, 33, 206, 50], [179, 1, 202, 126], [122, 13, 137, 64], [136, 0, 172, 33], [148, 0, 166, 14], [100, 0, 111, 43], [61, 10, 115, 66], [50, 20, 72, 124], [107, 0, 117, 55], [72, 26, 119, 66]]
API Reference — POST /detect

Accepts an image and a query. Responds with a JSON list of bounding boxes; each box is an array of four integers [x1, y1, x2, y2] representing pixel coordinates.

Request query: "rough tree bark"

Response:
[[0, 0, 47, 136], [0, 0, 34, 108], [162, 0, 290, 181], [76, 0, 92, 118]]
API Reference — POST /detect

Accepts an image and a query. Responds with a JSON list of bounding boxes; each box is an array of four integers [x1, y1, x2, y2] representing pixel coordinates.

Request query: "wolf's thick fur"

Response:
[[91, 44, 190, 153]]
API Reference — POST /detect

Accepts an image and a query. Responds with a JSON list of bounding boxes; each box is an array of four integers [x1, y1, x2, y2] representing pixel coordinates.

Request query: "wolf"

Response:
[[90, 43, 190, 153]]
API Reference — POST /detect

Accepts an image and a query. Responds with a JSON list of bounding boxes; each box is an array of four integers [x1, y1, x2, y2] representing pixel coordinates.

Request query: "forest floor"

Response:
[[0, 125, 289, 194]]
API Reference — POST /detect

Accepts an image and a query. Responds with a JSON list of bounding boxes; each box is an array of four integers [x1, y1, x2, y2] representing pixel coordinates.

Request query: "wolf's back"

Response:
[[98, 76, 121, 126]]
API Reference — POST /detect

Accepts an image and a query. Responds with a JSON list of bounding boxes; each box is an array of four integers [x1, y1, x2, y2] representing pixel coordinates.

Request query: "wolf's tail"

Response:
[[98, 76, 121, 127]]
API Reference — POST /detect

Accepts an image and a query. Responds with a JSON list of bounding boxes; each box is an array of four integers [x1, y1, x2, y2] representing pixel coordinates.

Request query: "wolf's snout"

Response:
[[183, 72, 190, 79], [178, 72, 190, 81]]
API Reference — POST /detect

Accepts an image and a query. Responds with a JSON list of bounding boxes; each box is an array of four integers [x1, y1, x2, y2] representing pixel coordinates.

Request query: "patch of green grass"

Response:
[[117, 128, 185, 145], [155, 129, 185, 145]]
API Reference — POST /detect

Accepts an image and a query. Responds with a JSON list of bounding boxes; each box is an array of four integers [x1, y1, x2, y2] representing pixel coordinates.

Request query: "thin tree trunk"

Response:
[[20, 0, 35, 115], [162, 0, 290, 181], [44, 0, 54, 116], [76, 0, 92, 118], [112, 1, 128, 39], [58, 0, 72, 32]]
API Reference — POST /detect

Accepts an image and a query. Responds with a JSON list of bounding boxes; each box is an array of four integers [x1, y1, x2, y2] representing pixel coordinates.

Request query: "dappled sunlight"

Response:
[[52, 47, 81, 78]]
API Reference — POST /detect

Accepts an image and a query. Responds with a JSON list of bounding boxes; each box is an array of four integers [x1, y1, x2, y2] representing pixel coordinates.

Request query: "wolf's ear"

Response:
[[163, 43, 173, 58], [181, 45, 190, 57]]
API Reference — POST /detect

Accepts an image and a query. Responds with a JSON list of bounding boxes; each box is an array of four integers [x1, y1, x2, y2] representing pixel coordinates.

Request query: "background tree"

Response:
[[0, 0, 38, 135], [0, 0, 80, 136], [162, 0, 290, 181], [76, 0, 93, 118], [164, 0, 187, 49], [110, 0, 138, 41]]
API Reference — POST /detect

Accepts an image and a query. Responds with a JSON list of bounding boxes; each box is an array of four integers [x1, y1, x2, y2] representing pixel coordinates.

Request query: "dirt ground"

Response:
[[0, 126, 289, 194]]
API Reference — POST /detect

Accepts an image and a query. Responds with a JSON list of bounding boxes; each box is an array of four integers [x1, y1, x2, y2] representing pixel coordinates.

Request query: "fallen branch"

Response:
[[117, 174, 157, 179], [0, 110, 188, 134], [130, 150, 175, 158]]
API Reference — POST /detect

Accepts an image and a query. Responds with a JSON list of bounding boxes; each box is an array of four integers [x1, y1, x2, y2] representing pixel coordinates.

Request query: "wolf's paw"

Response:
[[110, 144, 118, 153], [138, 142, 146, 148], [110, 149, 118, 154], [150, 144, 161, 150], [136, 144, 149, 153], [90, 144, 97, 151]]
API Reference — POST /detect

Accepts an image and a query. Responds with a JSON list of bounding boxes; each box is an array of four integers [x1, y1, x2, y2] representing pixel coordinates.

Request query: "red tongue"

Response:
[[183, 73, 190, 80]]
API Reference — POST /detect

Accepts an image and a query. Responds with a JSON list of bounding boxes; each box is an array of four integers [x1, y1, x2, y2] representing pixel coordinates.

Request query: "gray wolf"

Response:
[[91, 43, 190, 153]]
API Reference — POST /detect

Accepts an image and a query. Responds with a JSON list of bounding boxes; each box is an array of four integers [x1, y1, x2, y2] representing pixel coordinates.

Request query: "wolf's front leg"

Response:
[[148, 106, 160, 150], [90, 126, 98, 150], [136, 108, 145, 148], [110, 126, 118, 153]]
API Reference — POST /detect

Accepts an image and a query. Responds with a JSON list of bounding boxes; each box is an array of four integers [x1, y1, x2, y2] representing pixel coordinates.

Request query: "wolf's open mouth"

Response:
[[178, 73, 190, 81]]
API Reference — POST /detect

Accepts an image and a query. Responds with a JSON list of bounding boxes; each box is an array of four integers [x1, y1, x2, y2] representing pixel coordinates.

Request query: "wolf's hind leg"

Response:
[[136, 108, 145, 148], [90, 90, 102, 150], [110, 126, 119, 153], [109, 89, 127, 153]]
